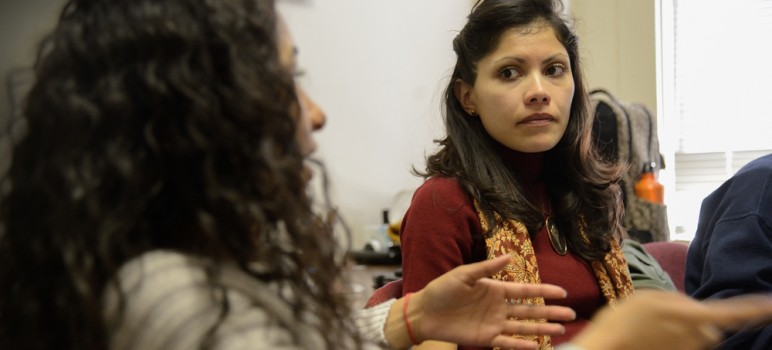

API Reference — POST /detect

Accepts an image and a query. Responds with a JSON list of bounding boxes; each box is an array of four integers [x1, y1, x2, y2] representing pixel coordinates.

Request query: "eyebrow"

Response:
[[493, 53, 569, 65]]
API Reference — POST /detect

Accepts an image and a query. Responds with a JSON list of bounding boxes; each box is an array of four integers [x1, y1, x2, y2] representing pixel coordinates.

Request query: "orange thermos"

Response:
[[634, 162, 664, 204]]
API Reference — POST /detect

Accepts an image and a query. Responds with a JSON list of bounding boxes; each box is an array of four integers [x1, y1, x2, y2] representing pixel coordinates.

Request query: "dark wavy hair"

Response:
[[422, 0, 624, 260], [0, 0, 359, 349]]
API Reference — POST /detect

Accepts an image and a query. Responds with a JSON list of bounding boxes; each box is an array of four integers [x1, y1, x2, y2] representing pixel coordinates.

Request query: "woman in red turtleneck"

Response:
[[400, 1, 633, 350]]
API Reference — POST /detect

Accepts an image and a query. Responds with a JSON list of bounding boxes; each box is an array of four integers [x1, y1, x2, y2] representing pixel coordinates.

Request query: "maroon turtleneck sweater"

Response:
[[400, 150, 604, 348]]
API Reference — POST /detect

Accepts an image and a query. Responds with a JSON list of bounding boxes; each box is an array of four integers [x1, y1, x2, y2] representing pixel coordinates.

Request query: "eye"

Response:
[[545, 63, 567, 76], [498, 67, 521, 80]]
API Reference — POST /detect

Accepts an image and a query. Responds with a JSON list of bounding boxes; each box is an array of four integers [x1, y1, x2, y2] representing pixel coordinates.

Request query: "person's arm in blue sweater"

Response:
[[686, 154, 772, 349]]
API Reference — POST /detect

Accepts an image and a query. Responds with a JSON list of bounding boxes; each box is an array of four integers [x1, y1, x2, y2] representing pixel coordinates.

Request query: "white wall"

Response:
[[2, 0, 658, 247], [280, 0, 660, 247], [278, 1, 470, 248], [570, 0, 657, 113], [1, 0, 64, 125], [0, 0, 65, 192]]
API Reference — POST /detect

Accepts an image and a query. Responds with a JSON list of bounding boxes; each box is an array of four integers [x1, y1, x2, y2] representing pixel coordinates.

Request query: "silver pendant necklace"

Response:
[[542, 197, 567, 256], [545, 216, 567, 256]]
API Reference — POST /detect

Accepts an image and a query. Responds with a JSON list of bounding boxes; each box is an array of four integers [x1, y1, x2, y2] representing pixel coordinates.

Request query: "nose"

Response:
[[298, 87, 327, 131], [524, 75, 551, 105]]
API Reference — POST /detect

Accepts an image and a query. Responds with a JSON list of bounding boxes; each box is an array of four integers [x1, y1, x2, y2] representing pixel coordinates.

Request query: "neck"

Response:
[[495, 144, 549, 213], [495, 145, 545, 182]]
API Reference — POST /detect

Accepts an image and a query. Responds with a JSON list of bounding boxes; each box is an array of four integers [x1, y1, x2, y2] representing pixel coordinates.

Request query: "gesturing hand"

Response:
[[409, 255, 576, 349], [572, 290, 772, 350]]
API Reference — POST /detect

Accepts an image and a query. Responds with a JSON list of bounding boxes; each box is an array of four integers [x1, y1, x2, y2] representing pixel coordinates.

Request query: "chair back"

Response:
[[642, 241, 689, 292]]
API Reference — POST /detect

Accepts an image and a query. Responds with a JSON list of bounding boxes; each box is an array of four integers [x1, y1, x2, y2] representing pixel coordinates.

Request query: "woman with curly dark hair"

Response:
[[399, 0, 634, 349], [0, 0, 579, 349]]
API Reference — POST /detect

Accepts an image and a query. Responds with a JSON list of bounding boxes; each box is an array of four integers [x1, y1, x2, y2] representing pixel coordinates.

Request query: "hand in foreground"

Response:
[[386, 255, 576, 350], [571, 290, 772, 350]]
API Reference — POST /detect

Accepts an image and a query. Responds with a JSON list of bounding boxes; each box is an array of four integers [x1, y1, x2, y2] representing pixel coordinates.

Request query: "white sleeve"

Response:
[[355, 299, 398, 348]]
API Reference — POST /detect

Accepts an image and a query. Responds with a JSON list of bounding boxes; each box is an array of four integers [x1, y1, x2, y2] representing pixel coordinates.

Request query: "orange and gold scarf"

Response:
[[478, 209, 634, 350]]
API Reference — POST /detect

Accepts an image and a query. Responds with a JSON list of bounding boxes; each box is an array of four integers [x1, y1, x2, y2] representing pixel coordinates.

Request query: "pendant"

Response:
[[545, 217, 567, 256]]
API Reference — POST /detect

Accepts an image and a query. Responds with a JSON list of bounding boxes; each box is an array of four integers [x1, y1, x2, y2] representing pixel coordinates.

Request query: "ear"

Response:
[[454, 79, 477, 116]]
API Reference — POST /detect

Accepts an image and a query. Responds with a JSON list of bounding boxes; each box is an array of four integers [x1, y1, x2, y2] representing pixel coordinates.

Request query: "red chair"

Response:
[[642, 241, 689, 292], [365, 279, 403, 308]]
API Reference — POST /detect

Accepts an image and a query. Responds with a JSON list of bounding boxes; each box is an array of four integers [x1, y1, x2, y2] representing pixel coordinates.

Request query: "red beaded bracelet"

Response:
[[402, 292, 419, 345]]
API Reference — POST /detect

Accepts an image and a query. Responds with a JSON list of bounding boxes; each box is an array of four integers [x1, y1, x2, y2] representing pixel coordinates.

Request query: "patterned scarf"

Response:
[[478, 209, 634, 350]]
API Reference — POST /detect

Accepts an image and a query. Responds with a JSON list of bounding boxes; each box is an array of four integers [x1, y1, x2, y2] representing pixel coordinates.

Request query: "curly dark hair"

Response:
[[0, 0, 358, 349], [421, 0, 624, 261]]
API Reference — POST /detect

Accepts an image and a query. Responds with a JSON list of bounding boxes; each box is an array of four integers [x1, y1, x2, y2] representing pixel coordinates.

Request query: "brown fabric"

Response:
[[477, 208, 634, 350]]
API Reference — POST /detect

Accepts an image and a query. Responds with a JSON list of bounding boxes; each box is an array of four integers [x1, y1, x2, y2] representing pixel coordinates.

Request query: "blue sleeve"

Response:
[[691, 216, 772, 349], [685, 156, 772, 349]]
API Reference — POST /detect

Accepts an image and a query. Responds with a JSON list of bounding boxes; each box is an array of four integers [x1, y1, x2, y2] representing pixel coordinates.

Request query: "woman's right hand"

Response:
[[571, 290, 772, 350]]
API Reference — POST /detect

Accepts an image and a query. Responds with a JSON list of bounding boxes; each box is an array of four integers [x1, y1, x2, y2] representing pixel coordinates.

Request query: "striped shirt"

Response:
[[103, 250, 393, 349]]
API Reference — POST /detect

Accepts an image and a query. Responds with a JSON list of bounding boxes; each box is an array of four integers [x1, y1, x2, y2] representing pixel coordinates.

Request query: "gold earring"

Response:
[[469, 109, 477, 116]]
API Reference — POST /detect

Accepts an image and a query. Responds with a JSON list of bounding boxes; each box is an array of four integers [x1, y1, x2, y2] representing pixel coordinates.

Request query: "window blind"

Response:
[[663, 0, 772, 240], [673, 0, 772, 153]]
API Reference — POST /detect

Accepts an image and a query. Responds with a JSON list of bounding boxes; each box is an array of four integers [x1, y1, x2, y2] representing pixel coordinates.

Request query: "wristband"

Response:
[[402, 292, 419, 345]]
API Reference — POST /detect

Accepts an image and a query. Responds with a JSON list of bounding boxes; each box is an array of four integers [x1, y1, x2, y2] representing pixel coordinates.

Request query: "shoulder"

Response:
[[104, 251, 215, 349], [104, 251, 304, 350], [416, 176, 464, 192], [741, 153, 772, 171], [405, 176, 479, 225], [401, 176, 482, 249], [704, 154, 772, 218], [733, 154, 772, 185], [108, 250, 209, 303], [411, 176, 470, 208]]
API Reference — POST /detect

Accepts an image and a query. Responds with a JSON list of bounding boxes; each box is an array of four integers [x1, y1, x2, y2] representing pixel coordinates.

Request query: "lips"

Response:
[[518, 113, 555, 125]]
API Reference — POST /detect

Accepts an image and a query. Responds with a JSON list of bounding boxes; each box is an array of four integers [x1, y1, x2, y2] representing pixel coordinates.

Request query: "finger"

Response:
[[454, 258, 568, 299], [500, 320, 567, 337], [490, 334, 540, 350], [695, 323, 723, 347], [509, 304, 576, 322], [702, 294, 772, 330], [494, 281, 568, 300], [454, 255, 512, 284]]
